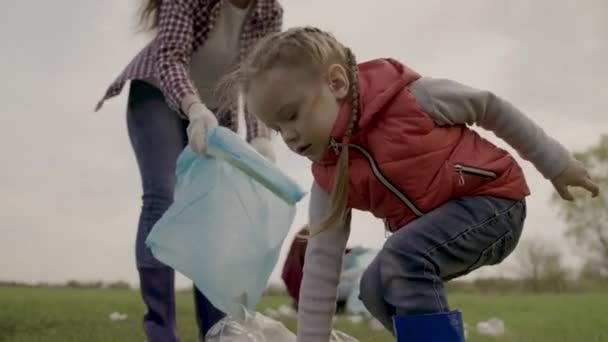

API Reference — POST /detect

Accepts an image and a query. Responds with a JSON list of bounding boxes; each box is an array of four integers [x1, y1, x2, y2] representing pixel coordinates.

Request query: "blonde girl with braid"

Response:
[[218, 26, 599, 341]]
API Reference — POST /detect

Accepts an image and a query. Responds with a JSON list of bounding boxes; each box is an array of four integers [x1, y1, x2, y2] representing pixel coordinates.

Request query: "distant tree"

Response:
[[551, 135, 608, 277], [106, 281, 131, 289], [517, 239, 568, 292]]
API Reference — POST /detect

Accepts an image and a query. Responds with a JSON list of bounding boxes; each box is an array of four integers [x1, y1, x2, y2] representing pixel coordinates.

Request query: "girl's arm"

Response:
[[297, 181, 351, 342], [409, 77, 570, 180]]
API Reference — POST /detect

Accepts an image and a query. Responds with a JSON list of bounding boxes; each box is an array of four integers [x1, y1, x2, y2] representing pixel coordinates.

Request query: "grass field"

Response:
[[1, 286, 607, 341]]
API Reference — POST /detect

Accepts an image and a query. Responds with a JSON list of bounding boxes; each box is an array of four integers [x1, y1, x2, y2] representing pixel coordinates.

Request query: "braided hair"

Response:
[[216, 26, 360, 234]]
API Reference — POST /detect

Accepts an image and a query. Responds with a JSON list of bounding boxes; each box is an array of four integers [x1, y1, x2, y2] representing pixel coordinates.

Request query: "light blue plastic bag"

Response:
[[145, 127, 305, 319]]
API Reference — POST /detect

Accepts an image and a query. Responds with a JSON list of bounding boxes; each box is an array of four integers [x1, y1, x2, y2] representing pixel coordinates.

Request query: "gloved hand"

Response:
[[186, 102, 218, 156], [249, 137, 276, 163]]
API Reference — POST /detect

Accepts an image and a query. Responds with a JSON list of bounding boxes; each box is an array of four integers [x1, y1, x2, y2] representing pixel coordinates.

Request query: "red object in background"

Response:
[[281, 227, 351, 307], [281, 228, 309, 306]]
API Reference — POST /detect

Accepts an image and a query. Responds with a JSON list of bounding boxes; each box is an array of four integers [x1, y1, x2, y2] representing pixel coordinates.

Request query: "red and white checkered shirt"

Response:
[[95, 0, 283, 141]]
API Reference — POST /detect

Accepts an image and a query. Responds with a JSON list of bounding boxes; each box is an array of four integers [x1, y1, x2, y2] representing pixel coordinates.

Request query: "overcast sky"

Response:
[[0, 0, 605, 289]]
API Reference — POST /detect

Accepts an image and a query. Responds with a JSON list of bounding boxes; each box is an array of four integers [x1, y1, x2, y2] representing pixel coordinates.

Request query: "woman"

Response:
[[95, 1, 283, 341]]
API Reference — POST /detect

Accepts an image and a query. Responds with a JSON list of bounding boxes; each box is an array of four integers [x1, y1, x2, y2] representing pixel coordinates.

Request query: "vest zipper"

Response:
[[329, 139, 426, 220], [453, 164, 498, 186]]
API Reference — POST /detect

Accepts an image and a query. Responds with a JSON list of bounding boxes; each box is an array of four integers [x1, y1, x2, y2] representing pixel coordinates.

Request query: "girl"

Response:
[[95, 1, 282, 341], [219, 26, 600, 341]]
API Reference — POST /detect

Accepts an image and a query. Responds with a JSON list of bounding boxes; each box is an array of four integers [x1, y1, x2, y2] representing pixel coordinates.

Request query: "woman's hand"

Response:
[[186, 102, 218, 156]]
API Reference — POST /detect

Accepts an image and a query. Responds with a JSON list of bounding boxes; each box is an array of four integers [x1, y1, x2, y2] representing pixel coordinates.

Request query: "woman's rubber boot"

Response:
[[392, 310, 465, 342]]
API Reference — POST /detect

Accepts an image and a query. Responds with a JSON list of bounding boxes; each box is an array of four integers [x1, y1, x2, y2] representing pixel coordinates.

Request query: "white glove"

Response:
[[186, 102, 218, 156], [250, 137, 276, 162]]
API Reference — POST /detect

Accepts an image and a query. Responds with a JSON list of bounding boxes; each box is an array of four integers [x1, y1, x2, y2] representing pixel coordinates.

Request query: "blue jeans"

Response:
[[359, 196, 526, 331], [126, 80, 227, 341]]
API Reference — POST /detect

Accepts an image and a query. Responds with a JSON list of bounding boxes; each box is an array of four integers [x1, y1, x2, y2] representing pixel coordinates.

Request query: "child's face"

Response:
[[246, 64, 349, 161]]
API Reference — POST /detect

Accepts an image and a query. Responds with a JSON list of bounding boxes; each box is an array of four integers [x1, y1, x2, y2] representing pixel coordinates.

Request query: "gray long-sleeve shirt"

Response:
[[296, 77, 571, 341]]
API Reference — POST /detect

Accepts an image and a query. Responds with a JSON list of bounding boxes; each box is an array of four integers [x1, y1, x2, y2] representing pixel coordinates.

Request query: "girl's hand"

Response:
[[551, 158, 600, 201]]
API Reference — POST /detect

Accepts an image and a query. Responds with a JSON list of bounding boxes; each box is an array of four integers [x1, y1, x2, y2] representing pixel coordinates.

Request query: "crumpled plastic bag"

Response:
[[145, 127, 305, 319], [206, 310, 294, 342], [206, 309, 360, 342], [476, 317, 505, 337], [109, 311, 128, 321]]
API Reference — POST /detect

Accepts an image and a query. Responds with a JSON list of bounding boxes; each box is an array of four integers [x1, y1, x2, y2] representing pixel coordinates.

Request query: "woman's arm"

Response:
[[155, 0, 200, 114]]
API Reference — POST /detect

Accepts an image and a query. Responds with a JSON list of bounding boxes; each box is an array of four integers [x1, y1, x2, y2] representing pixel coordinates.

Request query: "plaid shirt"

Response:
[[95, 0, 283, 141]]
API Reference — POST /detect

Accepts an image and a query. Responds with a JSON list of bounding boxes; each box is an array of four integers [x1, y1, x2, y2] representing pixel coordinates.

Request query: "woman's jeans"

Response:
[[126, 80, 229, 341]]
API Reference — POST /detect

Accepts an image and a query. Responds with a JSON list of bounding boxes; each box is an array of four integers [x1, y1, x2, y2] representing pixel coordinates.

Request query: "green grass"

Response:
[[1, 286, 607, 341]]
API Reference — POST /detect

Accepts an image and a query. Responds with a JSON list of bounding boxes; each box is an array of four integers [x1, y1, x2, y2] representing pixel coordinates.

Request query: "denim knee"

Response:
[[381, 231, 430, 275], [142, 192, 174, 213], [378, 237, 448, 314], [359, 245, 417, 306], [359, 265, 380, 310], [358, 259, 395, 330], [136, 192, 174, 268]]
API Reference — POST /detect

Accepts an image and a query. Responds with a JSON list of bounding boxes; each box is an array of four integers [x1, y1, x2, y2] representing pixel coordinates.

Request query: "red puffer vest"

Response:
[[312, 58, 530, 232]]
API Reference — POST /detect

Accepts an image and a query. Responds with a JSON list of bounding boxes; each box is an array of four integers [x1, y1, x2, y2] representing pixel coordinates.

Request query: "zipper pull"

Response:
[[329, 139, 341, 155], [454, 165, 465, 186], [383, 220, 392, 238]]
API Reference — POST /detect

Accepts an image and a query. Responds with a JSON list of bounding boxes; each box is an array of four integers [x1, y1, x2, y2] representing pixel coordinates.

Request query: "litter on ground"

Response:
[[476, 317, 505, 337], [109, 312, 128, 321]]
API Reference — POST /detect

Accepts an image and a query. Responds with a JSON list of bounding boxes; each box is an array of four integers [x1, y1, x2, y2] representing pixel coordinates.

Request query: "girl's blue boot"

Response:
[[392, 310, 465, 342]]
